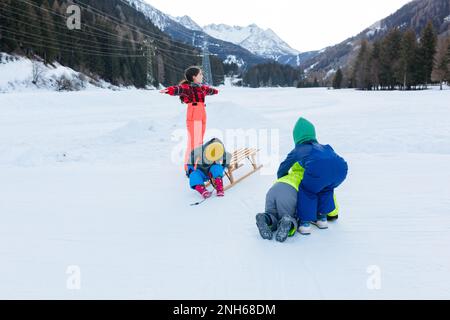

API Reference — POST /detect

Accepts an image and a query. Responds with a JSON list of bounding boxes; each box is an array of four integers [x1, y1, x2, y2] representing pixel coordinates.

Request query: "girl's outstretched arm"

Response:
[[160, 85, 188, 96], [202, 85, 219, 96]]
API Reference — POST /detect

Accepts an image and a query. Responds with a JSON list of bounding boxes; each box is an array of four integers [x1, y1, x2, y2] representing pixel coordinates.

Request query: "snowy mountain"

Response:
[[171, 15, 203, 32], [124, 0, 174, 31], [180, 18, 319, 66], [123, 1, 310, 67], [202, 23, 300, 60], [123, 0, 267, 67]]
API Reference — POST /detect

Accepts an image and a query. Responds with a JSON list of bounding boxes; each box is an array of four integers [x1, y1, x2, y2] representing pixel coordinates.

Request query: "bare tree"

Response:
[[32, 61, 45, 86]]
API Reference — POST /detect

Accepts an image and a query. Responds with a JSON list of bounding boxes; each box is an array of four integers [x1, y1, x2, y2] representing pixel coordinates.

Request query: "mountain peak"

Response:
[[124, 0, 300, 64], [202, 23, 300, 59], [172, 15, 203, 31]]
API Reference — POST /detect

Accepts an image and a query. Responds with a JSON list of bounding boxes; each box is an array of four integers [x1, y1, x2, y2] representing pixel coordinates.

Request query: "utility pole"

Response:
[[143, 39, 155, 88], [202, 40, 213, 85]]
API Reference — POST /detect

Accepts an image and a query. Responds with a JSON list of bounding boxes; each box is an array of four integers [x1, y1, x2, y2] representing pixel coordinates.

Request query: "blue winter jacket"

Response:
[[277, 141, 346, 179], [277, 141, 348, 221]]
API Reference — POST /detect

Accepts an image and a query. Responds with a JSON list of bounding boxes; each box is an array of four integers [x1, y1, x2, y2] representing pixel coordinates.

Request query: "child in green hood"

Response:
[[277, 117, 348, 235]]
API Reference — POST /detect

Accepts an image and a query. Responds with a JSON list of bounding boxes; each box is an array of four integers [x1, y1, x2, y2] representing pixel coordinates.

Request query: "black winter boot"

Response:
[[275, 217, 294, 243], [256, 213, 273, 240]]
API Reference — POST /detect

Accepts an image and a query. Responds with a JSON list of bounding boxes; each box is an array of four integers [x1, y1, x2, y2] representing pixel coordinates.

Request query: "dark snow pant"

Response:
[[264, 182, 299, 230], [297, 157, 348, 223]]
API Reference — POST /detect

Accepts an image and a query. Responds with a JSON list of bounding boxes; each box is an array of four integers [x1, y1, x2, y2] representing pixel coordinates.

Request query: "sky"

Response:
[[144, 0, 412, 52]]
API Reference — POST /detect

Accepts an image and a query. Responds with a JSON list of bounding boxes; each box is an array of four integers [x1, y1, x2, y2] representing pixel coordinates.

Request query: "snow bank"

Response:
[[0, 53, 116, 93]]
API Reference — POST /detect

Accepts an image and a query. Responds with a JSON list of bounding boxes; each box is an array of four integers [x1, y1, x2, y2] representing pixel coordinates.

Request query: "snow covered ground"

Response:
[[1, 87, 450, 299], [0, 53, 118, 93]]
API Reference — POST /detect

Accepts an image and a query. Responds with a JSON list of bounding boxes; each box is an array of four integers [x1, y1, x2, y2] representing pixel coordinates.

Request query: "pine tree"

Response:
[[419, 21, 437, 87], [0, 1, 14, 52], [313, 77, 319, 87], [370, 40, 381, 90], [211, 55, 225, 86], [353, 40, 372, 90], [332, 68, 343, 89], [435, 57, 448, 90], [399, 29, 418, 90], [433, 39, 450, 90], [243, 62, 302, 87], [379, 29, 402, 89], [447, 42, 450, 81]]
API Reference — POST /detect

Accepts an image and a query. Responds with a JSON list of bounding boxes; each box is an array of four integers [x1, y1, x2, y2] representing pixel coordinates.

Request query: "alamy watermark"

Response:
[[366, 265, 381, 290], [171, 126, 281, 175], [66, 265, 81, 290], [66, 5, 81, 30]]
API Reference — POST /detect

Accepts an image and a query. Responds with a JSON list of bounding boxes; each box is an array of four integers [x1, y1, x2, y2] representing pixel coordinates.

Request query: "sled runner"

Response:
[[207, 148, 263, 191]]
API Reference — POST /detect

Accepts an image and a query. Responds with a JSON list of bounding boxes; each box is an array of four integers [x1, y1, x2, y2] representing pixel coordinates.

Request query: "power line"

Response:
[[156, 51, 198, 73], [0, 23, 142, 56], [1, 0, 214, 83], [0, 4, 139, 51], [90, 0, 204, 47], [15, 0, 203, 58], [0, 14, 139, 54], [155, 46, 202, 57], [17, 0, 143, 45], [0, 33, 143, 58], [162, 62, 189, 75], [2, 1, 197, 70], [72, 0, 202, 53]]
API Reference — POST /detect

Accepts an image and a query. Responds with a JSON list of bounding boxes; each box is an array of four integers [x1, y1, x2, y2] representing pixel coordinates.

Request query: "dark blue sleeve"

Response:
[[277, 149, 298, 179]]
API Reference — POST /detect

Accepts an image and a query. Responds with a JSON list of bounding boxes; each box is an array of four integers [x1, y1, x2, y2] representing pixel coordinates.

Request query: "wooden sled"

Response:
[[207, 148, 263, 191]]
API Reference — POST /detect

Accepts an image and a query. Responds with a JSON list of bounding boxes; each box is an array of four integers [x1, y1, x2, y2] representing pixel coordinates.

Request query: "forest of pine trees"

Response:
[[242, 62, 303, 88], [0, 0, 225, 88], [350, 22, 450, 90]]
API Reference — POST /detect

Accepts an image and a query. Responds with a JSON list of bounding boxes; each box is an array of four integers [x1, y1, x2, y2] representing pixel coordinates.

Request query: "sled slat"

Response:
[[225, 148, 262, 190], [224, 164, 263, 191], [205, 148, 262, 191]]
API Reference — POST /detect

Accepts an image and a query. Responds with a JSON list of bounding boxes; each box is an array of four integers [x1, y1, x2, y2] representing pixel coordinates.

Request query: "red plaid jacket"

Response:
[[166, 83, 219, 104]]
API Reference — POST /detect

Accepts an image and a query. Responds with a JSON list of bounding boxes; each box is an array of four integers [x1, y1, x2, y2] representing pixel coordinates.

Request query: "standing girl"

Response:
[[160, 66, 219, 172]]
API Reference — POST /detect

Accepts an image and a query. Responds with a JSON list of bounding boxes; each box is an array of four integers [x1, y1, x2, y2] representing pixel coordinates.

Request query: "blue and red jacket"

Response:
[[166, 83, 219, 104]]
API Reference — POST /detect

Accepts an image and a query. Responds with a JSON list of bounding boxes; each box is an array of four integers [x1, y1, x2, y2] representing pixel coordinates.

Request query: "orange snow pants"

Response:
[[184, 102, 207, 170]]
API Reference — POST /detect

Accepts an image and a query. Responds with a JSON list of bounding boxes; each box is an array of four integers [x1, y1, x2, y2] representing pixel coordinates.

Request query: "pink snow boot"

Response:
[[214, 178, 225, 197], [194, 185, 212, 199]]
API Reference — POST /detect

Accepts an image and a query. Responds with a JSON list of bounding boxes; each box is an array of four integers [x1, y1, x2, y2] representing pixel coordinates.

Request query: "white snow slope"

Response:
[[1, 87, 450, 299]]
